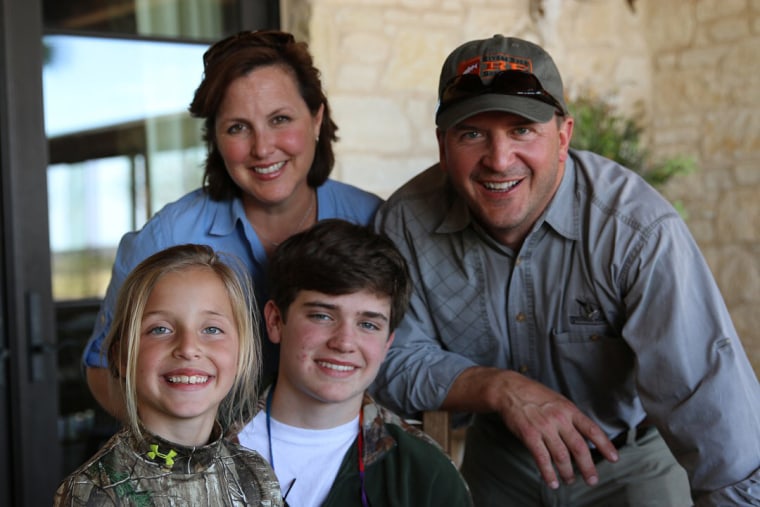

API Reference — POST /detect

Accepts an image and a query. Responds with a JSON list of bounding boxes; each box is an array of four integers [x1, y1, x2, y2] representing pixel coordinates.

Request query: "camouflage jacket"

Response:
[[54, 423, 283, 506]]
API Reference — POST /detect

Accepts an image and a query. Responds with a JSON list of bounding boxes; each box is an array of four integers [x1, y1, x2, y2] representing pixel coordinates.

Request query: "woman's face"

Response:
[[214, 65, 323, 211]]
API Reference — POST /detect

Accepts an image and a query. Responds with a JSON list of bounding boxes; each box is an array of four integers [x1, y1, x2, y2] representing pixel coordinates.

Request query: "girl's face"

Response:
[[214, 64, 324, 213], [135, 267, 239, 445]]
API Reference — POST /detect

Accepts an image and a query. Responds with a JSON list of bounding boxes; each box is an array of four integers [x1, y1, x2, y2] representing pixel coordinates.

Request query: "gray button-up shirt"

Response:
[[373, 150, 760, 504]]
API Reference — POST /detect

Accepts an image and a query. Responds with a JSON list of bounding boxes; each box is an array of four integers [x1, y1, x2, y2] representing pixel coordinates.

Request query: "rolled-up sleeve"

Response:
[[620, 217, 760, 503]]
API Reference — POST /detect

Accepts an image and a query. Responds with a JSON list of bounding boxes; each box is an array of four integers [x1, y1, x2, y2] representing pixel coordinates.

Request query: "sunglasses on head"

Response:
[[439, 70, 564, 114], [203, 30, 295, 69]]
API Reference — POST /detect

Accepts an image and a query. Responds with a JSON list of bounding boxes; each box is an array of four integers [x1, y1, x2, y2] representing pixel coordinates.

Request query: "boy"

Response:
[[236, 219, 472, 506]]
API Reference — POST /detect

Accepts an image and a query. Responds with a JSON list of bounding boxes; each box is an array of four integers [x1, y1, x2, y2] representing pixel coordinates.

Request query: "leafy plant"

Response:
[[567, 95, 696, 216]]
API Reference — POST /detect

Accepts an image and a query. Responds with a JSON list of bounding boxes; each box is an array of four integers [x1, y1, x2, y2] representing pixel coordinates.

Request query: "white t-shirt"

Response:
[[238, 411, 359, 507]]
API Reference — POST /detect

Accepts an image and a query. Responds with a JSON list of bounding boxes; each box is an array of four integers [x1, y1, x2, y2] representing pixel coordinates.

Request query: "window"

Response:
[[43, 34, 208, 299]]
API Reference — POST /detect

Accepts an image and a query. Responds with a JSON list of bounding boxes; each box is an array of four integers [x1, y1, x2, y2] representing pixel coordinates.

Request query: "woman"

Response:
[[83, 30, 382, 419]]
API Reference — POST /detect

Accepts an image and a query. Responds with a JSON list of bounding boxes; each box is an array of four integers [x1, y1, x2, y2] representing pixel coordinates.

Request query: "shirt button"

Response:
[[519, 364, 529, 373], [516, 312, 526, 322], [590, 334, 600, 341], [515, 257, 522, 266]]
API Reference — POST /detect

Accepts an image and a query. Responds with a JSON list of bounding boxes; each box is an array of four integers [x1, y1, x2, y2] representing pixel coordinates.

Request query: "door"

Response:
[[1, 1, 280, 505], [0, 0, 60, 503]]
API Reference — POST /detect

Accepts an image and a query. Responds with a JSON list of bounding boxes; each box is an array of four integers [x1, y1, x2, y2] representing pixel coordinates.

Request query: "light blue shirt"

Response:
[[373, 150, 760, 504], [83, 179, 382, 382]]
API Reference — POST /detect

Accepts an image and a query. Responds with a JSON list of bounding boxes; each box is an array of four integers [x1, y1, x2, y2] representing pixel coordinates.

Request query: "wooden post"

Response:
[[422, 410, 451, 455]]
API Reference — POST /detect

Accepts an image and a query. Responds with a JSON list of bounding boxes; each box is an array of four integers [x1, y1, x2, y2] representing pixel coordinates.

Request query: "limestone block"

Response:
[[332, 5, 395, 32], [336, 154, 436, 198], [420, 11, 469, 27], [708, 17, 750, 41], [399, 0, 438, 8], [735, 161, 760, 185], [403, 97, 439, 151], [685, 218, 716, 245], [331, 95, 413, 153], [563, 0, 644, 47], [716, 185, 760, 242], [713, 246, 760, 304], [321, 0, 397, 5], [717, 40, 760, 107], [703, 110, 760, 160], [332, 33, 388, 92], [382, 30, 453, 92], [696, 0, 747, 21], [464, 6, 532, 38], [644, 1, 696, 50], [340, 32, 391, 65], [335, 63, 383, 92], [650, 122, 701, 149], [729, 303, 760, 373]]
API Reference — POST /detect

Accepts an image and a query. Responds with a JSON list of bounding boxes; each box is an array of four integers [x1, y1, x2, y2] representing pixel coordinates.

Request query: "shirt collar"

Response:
[[542, 154, 579, 241], [435, 176, 472, 235], [208, 196, 247, 237]]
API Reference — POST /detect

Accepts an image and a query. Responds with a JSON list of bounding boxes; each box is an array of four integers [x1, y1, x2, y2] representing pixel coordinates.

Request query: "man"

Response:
[[236, 219, 472, 507], [373, 34, 760, 506]]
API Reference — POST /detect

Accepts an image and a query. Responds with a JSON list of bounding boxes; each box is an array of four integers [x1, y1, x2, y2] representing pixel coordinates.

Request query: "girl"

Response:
[[55, 244, 282, 506]]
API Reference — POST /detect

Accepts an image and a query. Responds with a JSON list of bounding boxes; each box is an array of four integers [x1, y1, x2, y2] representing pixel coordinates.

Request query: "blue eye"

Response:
[[359, 321, 381, 331], [309, 313, 331, 321]]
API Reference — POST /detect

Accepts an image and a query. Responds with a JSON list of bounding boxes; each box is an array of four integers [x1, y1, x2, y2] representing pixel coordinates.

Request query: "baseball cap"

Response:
[[435, 35, 568, 130]]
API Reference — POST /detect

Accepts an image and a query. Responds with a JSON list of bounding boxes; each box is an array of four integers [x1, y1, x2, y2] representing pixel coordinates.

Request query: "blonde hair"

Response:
[[104, 244, 261, 438]]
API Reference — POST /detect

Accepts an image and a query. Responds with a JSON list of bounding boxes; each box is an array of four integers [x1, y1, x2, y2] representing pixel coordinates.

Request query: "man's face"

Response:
[[438, 111, 573, 250], [266, 289, 394, 422]]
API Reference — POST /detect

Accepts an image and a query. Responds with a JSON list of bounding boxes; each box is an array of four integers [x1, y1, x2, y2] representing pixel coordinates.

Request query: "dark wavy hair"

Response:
[[268, 220, 412, 332], [189, 30, 338, 201]]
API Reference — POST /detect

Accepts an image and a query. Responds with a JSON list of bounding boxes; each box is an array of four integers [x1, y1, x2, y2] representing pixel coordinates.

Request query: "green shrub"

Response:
[[567, 95, 697, 217]]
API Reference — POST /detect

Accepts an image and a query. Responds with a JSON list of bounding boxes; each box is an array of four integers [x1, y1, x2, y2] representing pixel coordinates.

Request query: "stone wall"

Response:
[[281, 0, 760, 374]]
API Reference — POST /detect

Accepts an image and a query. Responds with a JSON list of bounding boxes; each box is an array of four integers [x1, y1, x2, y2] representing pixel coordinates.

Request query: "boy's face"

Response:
[[265, 289, 394, 418]]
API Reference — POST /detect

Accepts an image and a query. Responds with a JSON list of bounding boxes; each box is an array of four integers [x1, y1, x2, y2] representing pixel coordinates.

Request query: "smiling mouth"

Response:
[[253, 161, 285, 175], [483, 180, 520, 192], [166, 375, 209, 384], [316, 361, 356, 372]]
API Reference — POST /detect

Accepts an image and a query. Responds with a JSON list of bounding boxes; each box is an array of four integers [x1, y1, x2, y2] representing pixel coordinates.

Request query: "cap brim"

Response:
[[436, 94, 557, 130]]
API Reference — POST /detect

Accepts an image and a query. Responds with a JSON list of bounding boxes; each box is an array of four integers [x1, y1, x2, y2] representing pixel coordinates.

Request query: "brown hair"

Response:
[[268, 219, 412, 332], [189, 30, 337, 200]]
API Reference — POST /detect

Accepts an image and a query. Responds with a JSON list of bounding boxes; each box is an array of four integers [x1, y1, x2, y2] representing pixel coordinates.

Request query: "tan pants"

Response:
[[460, 423, 692, 507]]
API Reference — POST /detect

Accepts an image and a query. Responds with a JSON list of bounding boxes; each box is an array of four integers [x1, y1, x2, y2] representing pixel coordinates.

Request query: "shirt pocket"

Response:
[[551, 327, 636, 413]]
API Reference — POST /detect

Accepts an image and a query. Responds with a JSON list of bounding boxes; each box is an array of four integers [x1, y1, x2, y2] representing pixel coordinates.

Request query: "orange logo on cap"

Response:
[[457, 53, 533, 78]]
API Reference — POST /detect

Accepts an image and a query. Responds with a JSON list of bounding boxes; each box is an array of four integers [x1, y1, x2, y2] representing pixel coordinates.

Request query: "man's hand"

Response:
[[443, 366, 618, 489]]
